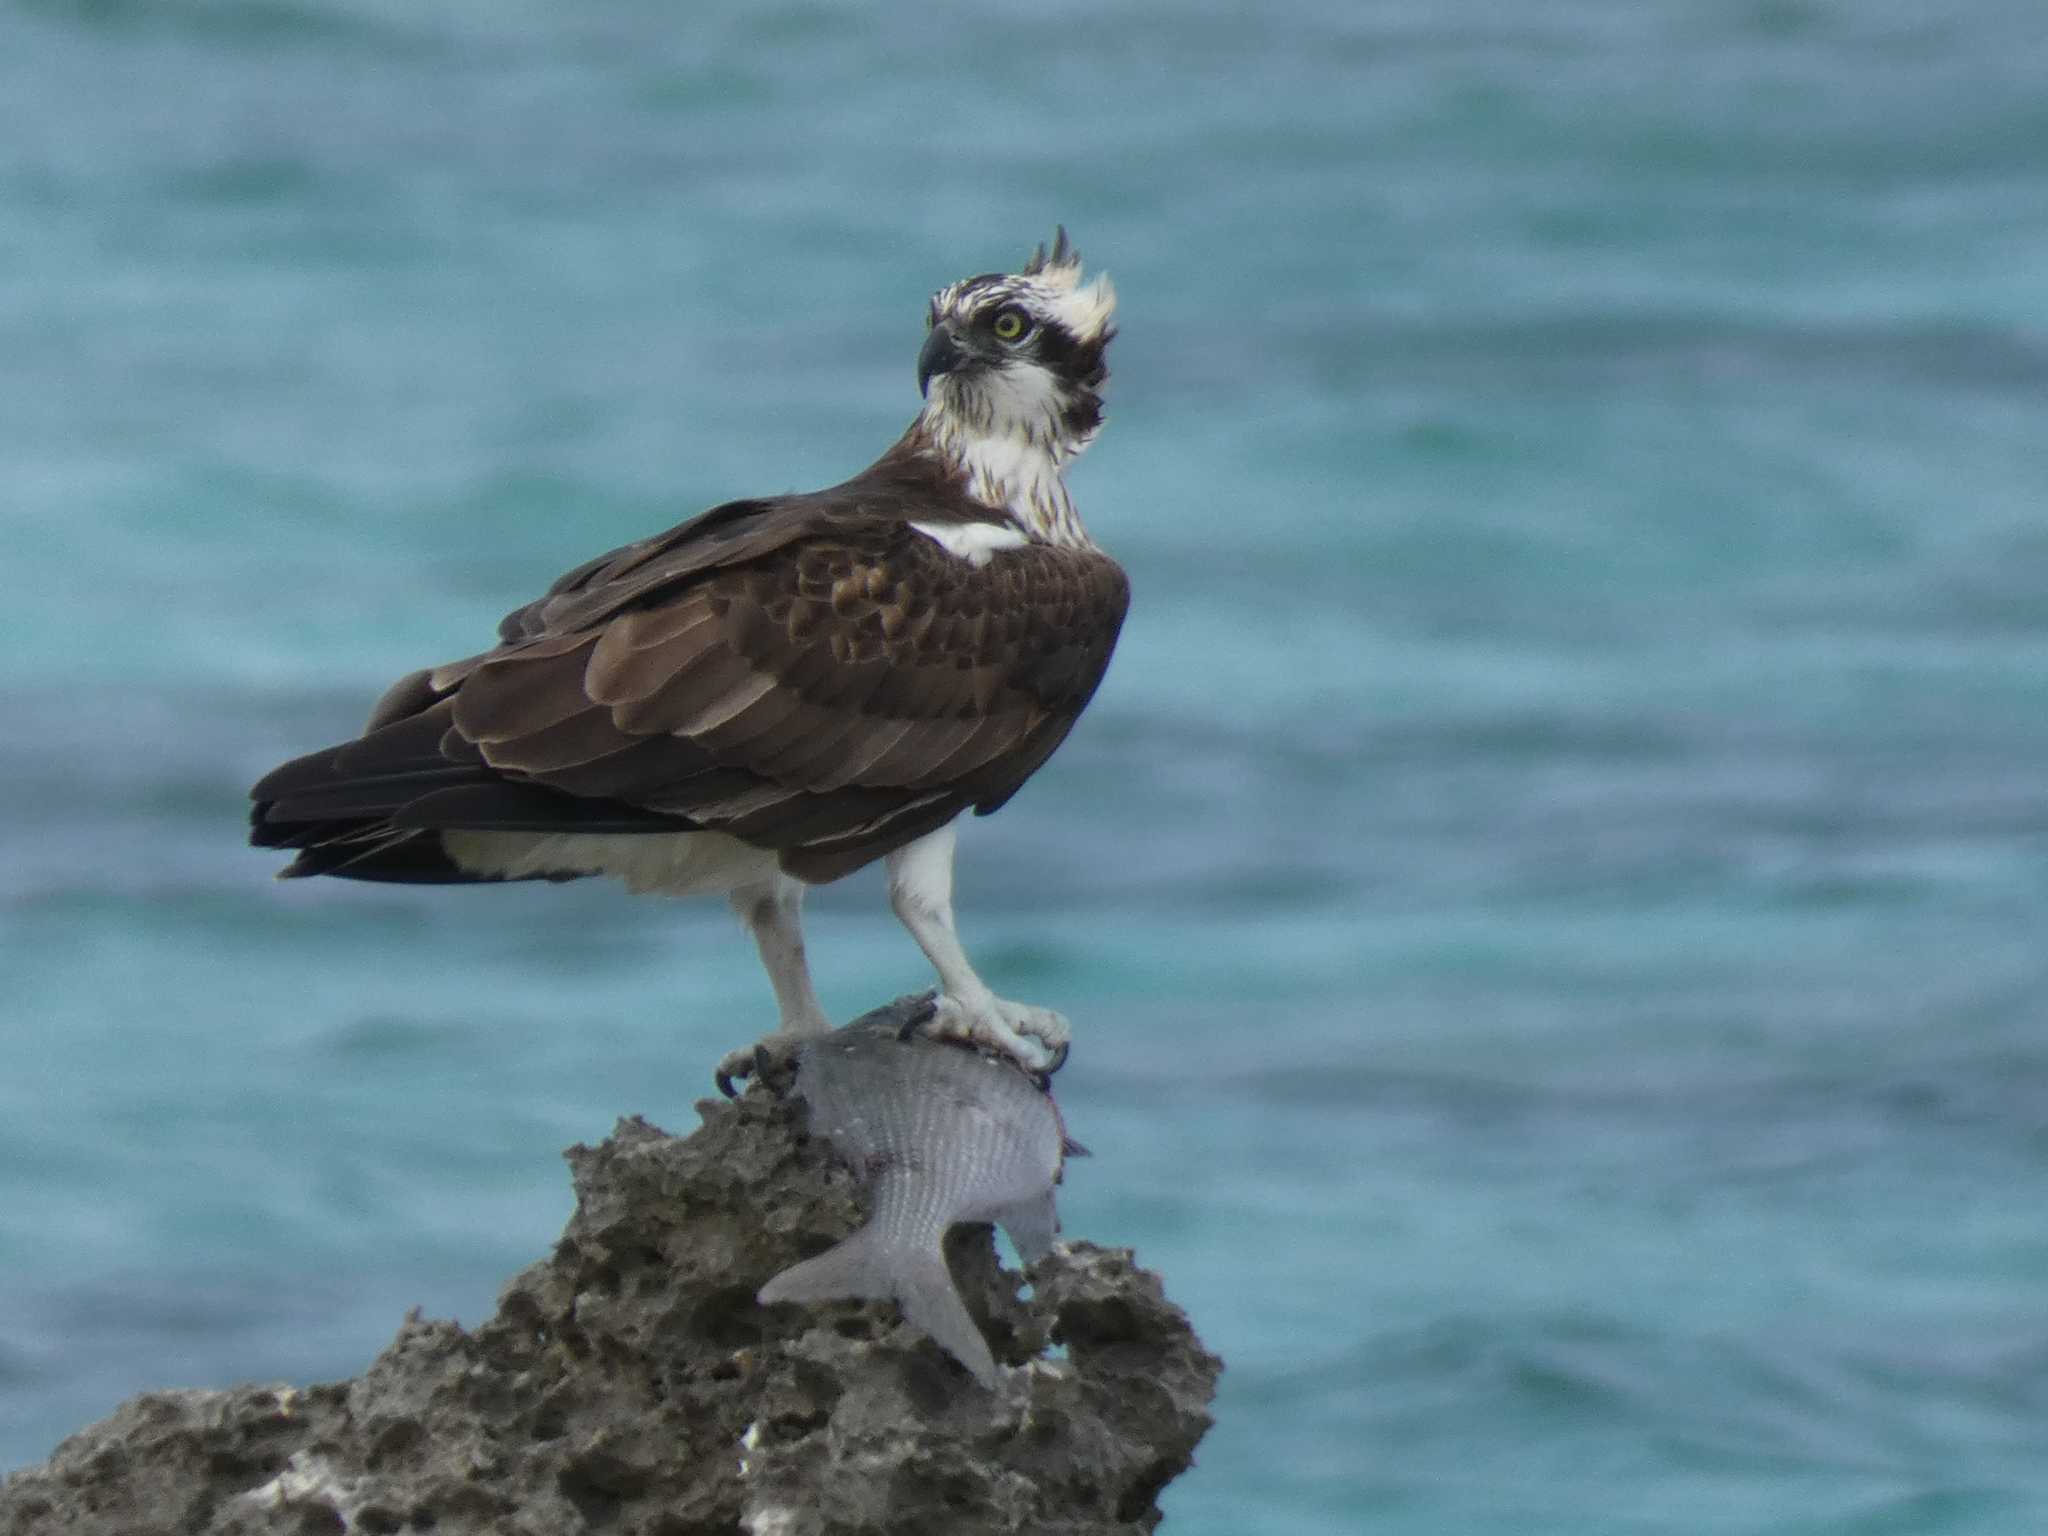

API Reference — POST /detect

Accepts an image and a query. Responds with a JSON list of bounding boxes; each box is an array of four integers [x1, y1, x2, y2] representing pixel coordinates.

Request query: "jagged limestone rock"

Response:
[[0, 1062, 1220, 1535]]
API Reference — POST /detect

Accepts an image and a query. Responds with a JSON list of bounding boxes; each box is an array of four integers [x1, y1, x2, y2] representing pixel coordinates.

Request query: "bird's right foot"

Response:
[[919, 991, 1070, 1078]]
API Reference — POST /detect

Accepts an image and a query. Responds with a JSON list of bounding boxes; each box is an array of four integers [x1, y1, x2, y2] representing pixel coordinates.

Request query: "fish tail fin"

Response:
[[759, 1227, 997, 1388], [759, 1224, 898, 1306], [889, 1244, 999, 1388]]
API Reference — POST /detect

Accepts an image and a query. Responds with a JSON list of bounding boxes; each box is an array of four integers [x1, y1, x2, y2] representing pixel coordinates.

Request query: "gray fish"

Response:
[[758, 1000, 1078, 1387]]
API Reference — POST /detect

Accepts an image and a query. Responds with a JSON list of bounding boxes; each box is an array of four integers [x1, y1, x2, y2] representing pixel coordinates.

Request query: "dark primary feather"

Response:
[[251, 438, 1129, 885]]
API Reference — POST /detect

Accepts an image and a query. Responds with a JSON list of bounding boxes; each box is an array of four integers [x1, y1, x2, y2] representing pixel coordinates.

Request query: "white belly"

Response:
[[441, 829, 782, 896]]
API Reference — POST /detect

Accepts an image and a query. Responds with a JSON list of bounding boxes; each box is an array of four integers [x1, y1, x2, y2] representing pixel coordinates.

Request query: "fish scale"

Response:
[[757, 1011, 1070, 1387]]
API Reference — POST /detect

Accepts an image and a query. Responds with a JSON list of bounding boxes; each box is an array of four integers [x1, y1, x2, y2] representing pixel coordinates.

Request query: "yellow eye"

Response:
[[992, 308, 1030, 343]]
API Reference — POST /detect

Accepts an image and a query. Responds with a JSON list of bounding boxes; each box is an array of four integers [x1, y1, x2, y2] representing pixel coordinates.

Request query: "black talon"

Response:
[[894, 991, 939, 1041], [1041, 1039, 1070, 1078], [717, 1037, 801, 1099]]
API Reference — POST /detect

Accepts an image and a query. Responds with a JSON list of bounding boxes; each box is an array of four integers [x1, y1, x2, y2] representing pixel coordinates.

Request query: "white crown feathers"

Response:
[[1020, 226, 1116, 341]]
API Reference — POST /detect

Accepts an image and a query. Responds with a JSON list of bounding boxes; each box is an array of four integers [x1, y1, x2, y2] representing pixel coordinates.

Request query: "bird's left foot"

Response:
[[914, 991, 1071, 1077], [714, 1029, 812, 1098]]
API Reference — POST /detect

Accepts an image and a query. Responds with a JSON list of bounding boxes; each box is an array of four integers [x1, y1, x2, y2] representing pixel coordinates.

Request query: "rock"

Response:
[[0, 1030, 1221, 1535]]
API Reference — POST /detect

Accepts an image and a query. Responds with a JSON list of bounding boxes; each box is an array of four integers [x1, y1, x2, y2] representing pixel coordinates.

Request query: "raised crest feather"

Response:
[[1023, 225, 1080, 285], [1012, 225, 1115, 346]]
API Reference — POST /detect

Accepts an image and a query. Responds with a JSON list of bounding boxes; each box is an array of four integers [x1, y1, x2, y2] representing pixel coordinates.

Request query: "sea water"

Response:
[[4, 2, 2046, 1530]]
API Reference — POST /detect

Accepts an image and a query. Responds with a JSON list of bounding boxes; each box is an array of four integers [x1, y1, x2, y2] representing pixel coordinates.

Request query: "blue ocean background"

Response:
[[5, 1, 2047, 1529]]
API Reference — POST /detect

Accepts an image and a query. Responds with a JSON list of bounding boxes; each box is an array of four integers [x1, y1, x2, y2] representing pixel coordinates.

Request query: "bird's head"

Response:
[[916, 227, 1117, 458]]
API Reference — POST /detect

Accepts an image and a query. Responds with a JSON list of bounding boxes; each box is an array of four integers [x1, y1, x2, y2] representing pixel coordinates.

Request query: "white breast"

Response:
[[909, 520, 1032, 568]]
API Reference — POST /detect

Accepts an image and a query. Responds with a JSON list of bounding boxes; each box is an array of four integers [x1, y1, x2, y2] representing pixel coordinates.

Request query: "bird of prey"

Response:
[[250, 230, 1127, 1083]]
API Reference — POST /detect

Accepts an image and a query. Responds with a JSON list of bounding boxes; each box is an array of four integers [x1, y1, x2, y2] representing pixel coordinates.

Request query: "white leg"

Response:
[[714, 875, 834, 1094], [885, 822, 1070, 1072], [729, 874, 831, 1036]]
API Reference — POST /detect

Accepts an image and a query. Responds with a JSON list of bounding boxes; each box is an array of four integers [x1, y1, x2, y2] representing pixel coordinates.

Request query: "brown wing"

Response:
[[441, 520, 1129, 881], [253, 489, 1128, 885]]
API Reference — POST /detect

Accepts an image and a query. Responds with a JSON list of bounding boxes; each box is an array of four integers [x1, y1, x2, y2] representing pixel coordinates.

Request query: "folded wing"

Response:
[[251, 488, 1129, 885]]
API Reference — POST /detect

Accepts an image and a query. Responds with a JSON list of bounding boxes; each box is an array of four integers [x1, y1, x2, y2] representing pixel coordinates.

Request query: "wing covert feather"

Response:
[[335, 479, 1127, 876]]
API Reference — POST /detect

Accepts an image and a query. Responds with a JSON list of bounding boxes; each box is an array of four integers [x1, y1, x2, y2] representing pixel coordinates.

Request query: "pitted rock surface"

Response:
[[0, 1077, 1219, 1535]]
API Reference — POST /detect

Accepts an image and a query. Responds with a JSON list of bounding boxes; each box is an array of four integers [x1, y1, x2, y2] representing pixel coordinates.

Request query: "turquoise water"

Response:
[[6, 1, 2048, 1529]]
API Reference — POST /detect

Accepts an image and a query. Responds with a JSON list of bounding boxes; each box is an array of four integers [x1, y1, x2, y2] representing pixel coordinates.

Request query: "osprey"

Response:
[[250, 230, 1127, 1083]]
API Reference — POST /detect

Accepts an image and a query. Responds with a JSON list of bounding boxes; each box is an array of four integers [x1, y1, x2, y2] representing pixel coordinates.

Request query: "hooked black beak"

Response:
[[917, 324, 966, 397]]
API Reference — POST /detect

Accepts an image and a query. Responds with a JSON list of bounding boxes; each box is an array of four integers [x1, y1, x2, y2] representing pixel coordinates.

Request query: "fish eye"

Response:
[[991, 307, 1032, 343]]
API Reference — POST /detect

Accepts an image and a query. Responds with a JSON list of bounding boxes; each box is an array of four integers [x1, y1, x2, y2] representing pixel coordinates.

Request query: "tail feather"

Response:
[[250, 702, 694, 884], [274, 830, 472, 882], [758, 1224, 996, 1387], [251, 705, 467, 803], [254, 765, 490, 824]]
